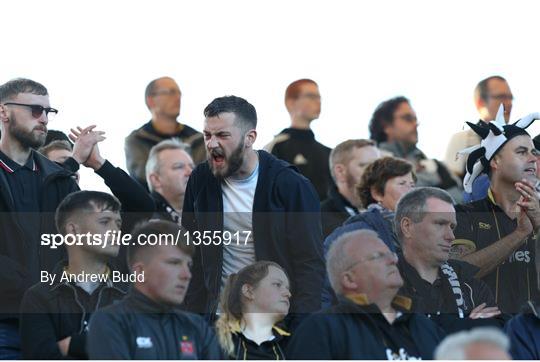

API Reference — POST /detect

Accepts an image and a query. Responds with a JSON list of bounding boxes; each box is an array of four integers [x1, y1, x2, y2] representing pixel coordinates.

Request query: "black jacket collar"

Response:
[[337, 293, 413, 315], [279, 127, 316, 141], [327, 185, 358, 214], [126, 288, 181, 314]]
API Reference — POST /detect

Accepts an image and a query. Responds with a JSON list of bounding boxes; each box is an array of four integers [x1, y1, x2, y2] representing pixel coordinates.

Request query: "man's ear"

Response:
[[490, 156, 499, 173], [334, 164, 346, 183], [148, 172, 161, 190], [146, 96, 155, 111], [0, 104, 9, 123], [341, 271, 357, 291], [132, 261, 145, 275], [400, 217, 413, 239], [475, 96, 486, 112], [285, 99, 295, 115], [382, 122, 393, 138], [245, 129, 257, 148]]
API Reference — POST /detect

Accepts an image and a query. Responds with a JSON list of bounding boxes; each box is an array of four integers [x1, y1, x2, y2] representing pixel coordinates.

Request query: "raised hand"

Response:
[[69, 125, 106, 170]]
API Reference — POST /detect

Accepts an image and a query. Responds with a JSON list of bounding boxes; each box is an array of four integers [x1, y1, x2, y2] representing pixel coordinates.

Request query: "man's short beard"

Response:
[[345, 171, 358, 191], [9, 115, 46, 149], [211, 138, 245, 180]]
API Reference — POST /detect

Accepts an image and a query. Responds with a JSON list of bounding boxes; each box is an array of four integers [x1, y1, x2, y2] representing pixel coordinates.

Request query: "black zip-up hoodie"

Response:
[[0, 151, 79, 318], [19, 261, 128, 359], [182, 150, 324, 316], [87, 289, 223, 359]]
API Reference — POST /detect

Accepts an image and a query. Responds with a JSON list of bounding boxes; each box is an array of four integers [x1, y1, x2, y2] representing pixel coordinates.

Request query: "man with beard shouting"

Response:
[[0, 78, 79, 358], [182, 95, 324, 321]]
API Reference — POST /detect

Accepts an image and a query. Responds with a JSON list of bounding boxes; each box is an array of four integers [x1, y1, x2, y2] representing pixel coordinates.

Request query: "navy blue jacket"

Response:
[[287, 294, 445, 359], [182, 150, 324, 315], [506, 301, 540, 360]]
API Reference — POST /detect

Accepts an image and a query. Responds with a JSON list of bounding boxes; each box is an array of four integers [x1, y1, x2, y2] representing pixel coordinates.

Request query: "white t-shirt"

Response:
[[220, 162, 259, 289]]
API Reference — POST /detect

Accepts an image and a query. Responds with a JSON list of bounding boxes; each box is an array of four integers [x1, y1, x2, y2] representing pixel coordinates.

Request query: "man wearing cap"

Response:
[[453, 105, 540, 314]]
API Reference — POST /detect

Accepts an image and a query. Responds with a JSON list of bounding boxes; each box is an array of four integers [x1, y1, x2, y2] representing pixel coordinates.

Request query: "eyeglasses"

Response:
[[3, 102, 58, 120], [298, 93, 321, 101], [346, 251, 398, 271], [396, 114, 417, 123], [151, 89, 181, 97], [488, 94, 514, 101]]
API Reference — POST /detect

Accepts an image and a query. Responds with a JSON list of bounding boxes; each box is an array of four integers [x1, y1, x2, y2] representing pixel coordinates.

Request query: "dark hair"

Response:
[[0, 78, 48, 103], [38, 140, 72, 158], [127, 220, 194, 268], [474, 75, 507, 103], [369, 96, 410, 144], [215, 261, 288, 355], [45, 129, 72, 147], [204, 95, 257, 131], [394, 187, 454, 240], [357, 156, 416, 208], [55, 191, 121, 234], [285, 78, 318, 102]]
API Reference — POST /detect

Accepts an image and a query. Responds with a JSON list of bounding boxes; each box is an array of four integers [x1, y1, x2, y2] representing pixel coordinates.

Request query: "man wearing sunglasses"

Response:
[[0, 78, 79, 358], [369, 96, 462, 202]]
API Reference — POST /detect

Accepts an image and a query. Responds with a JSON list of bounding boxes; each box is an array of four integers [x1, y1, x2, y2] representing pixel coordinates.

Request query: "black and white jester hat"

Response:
[[459, 104, 540, 193]]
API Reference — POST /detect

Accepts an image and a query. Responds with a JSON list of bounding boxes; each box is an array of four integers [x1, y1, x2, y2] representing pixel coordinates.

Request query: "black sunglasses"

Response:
[[3, 102, 58, 119]]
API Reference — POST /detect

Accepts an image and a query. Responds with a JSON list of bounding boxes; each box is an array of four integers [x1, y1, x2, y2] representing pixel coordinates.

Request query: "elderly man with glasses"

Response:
[[0, 78, 79, 358], [287, 229, 444, 360]]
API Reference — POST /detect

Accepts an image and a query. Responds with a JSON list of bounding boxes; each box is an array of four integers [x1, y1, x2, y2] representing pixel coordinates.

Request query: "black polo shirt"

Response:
[[398, 257, 458, 316], [0, 150, 43, 244], [370, 311, 421, 360], [454, 189, 538, 314]]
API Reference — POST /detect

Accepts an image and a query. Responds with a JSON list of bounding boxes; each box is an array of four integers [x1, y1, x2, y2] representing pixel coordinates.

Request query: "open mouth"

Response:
[[210, 151, 226, 166], [524, 167, 536, 175]]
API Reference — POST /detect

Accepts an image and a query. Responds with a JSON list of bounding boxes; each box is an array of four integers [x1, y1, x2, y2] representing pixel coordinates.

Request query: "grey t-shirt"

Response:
[[220, 162, 259, 289]]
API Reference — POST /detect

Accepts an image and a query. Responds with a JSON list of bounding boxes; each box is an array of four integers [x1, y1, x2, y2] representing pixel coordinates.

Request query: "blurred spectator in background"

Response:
[[369, 96, 462, 202], [125, 76, 204, 188], [321, 139, 380, 237], [265, 79, 331, 200], [445, 75, 513, 179]]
